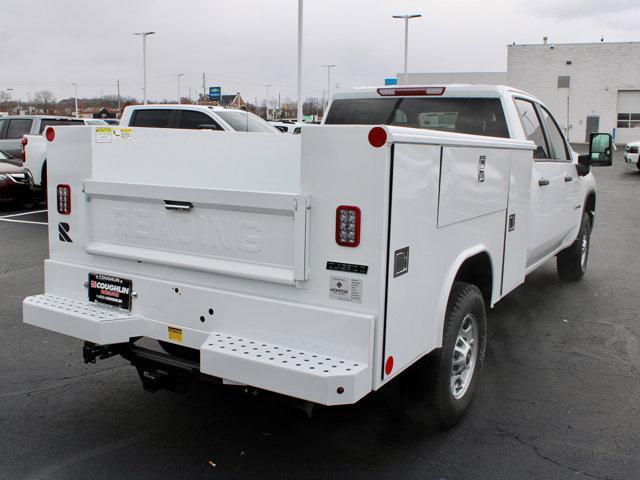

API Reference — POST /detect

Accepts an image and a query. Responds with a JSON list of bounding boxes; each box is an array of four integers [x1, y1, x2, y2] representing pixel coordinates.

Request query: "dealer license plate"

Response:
[[88, 273, 133, 311]]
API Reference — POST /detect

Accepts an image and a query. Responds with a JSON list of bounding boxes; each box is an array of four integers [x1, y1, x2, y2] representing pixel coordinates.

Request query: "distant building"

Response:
[[402, 40, 640, 144], [198, 92, 247, 110]]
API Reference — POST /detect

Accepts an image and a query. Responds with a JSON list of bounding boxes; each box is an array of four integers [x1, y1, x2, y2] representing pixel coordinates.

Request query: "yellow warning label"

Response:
[[113, 128, 133, 140], [95, 127, 112, 143], [168, 326, 183, 342]]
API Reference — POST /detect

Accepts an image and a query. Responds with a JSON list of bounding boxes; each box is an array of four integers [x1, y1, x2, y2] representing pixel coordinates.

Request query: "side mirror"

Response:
[[589, 132, 613, 167]]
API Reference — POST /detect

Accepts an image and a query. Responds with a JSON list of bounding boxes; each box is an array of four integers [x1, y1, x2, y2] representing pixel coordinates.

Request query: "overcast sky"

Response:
[[1, 0, 639, 104]]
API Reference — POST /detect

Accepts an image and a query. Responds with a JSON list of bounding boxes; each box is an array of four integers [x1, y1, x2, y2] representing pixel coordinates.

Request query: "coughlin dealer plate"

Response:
[[88, 273, 133, 310]]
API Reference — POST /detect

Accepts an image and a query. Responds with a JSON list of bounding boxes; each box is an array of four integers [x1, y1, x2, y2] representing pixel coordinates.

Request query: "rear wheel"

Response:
[[557, 212, 591, 282], [428, 281, 487, 428]]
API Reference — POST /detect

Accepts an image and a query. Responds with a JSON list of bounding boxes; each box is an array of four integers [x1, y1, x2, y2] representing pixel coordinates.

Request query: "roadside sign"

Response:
[[208, 86, 221, 101], [385, 78, 398, 86]]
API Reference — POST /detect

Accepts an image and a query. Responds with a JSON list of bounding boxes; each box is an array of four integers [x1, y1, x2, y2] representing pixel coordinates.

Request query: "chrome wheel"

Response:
[[450, 313, 479, 400]]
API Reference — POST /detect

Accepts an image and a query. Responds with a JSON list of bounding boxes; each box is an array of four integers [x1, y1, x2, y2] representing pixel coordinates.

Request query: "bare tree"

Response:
[[33, 90, 56, 114], [0, 90, 9, 104], [303, 97, 323, 117]]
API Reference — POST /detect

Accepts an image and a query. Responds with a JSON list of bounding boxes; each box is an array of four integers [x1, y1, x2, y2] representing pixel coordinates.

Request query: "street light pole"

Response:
[[392, 14, 421, 85], [134, 31, 155, 104], [322, 64, 336, 110], [297, 0, 304, 122], [71, 83, 78, 117], [174, 73, 184, 103], [263, 84, 272, 120]]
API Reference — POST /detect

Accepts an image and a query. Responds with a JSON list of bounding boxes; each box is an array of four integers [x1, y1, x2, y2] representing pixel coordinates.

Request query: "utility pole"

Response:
[[322, 64, 336, 110], [263, 84, 272, 120], [116, 80, 121, 115], [71, 82, 79, 117], [134, 31, 155, 104], [174, 73, 184, 103], [297, 0, 304, 122], [202, 72, 206, 98], [392, 14, 421, 84]]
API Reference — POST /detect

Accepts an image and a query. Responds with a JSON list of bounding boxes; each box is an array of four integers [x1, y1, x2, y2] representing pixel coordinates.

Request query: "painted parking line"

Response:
[[0, 209, 48, 226]]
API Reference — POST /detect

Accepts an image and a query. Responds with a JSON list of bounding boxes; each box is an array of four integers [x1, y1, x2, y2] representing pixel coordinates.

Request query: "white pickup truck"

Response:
[[23, 85, 611, 427]]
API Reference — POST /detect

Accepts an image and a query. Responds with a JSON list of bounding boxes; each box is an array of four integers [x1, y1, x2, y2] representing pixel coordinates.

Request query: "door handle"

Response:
[[538, 178, 550, 187], [564, 176, 574, 182], [164, 200, 193, 212]]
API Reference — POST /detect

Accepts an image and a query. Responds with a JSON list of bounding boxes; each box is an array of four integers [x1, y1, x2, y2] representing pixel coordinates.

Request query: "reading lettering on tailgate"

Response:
[[112, 207, 264, 253]]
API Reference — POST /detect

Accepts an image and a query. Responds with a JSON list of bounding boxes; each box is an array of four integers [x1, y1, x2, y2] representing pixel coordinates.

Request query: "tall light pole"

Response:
[[322, 64, 336, 110], [263, 84, 272, 120], [392, 14, 421, 85], [297, 0, 304, 122], [134, 31, 155, 104], [71, 83, 78, 117], [174, 73, 184, 103]]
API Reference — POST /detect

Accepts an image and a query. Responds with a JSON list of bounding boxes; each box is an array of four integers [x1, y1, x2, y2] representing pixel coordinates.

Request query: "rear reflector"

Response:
[[57, 184, 71, 215], [45, 127, 55, 142], [368, 127, 387, 148], [336, 206, 361, 247], [376, 86, 446, 97]]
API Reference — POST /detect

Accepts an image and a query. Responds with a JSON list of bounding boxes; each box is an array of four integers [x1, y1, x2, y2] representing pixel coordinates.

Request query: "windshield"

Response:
[[84, 119, 109, 125], [215, 111, 279, 133], [325, 97, 510, 138]]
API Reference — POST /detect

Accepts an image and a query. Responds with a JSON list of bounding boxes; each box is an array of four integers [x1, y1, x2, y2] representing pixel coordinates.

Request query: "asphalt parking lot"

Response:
[[1, 152, 639, 480]]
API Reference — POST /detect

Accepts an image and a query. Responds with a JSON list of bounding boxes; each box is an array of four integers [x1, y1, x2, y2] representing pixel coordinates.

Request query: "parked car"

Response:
[[21, 118, 107, 194], [269, 121, 303, 133], [120, 104, 280, 133], [624, 141, 640, 170], [23, 84, 611, 428], [0, 115, 94, 160], [0, 149, 33, 204]]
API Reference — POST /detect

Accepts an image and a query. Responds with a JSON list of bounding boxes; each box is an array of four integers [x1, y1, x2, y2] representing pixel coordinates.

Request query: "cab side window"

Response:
[[130, 109, 173, 128], [514, 99, 549, 160], [539, 107, 570, 160], [179, 111, 221, 130]]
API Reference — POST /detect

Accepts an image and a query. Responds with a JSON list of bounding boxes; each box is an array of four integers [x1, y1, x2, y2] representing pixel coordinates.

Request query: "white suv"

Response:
[[120, 104, 279, 133]]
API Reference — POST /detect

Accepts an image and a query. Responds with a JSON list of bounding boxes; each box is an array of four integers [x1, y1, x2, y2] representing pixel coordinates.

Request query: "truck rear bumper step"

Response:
[[24, 294, 372, 405]]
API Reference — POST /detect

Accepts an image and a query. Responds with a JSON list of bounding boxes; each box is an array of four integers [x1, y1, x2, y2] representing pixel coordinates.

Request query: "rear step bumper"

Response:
[[24, 294, 372, 405]]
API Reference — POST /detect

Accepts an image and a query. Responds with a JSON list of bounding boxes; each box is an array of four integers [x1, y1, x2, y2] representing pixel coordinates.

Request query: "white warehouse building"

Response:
[[401, 40, 640, 144]]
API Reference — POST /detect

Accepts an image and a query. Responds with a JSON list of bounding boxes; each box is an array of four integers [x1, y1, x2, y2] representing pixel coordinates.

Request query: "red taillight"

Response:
[[336, 205, 361, 247], [45, 127, 55, 142], [376, 86, 446, 97], [21, 137, 28, 164], [57, 184, 71, 215]]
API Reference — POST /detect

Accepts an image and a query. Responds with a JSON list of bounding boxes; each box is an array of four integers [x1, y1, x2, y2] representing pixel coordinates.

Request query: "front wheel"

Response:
[[557, 212, 591, 282], [428, 281, 487, 428]]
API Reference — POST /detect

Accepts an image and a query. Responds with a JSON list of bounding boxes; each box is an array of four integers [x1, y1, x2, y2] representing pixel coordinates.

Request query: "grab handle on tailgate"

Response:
[[164, 200, 193, 212]]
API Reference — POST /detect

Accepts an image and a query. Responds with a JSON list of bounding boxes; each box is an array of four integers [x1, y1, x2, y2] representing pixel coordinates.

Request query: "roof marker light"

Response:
[[376, 86, 446, 97]]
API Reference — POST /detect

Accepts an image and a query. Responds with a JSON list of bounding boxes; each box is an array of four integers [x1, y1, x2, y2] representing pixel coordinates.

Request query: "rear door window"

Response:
[[179, 111, 221, 130], [6, 119, 33, 139], [130, 109, 173, 128], [513, 99, 549, 159], [0, 119, 7, 139]]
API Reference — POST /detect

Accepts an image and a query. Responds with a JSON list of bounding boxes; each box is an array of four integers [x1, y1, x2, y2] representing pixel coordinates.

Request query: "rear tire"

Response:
[[557, 212, 591, 282], [428, 281, 487, 428]]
